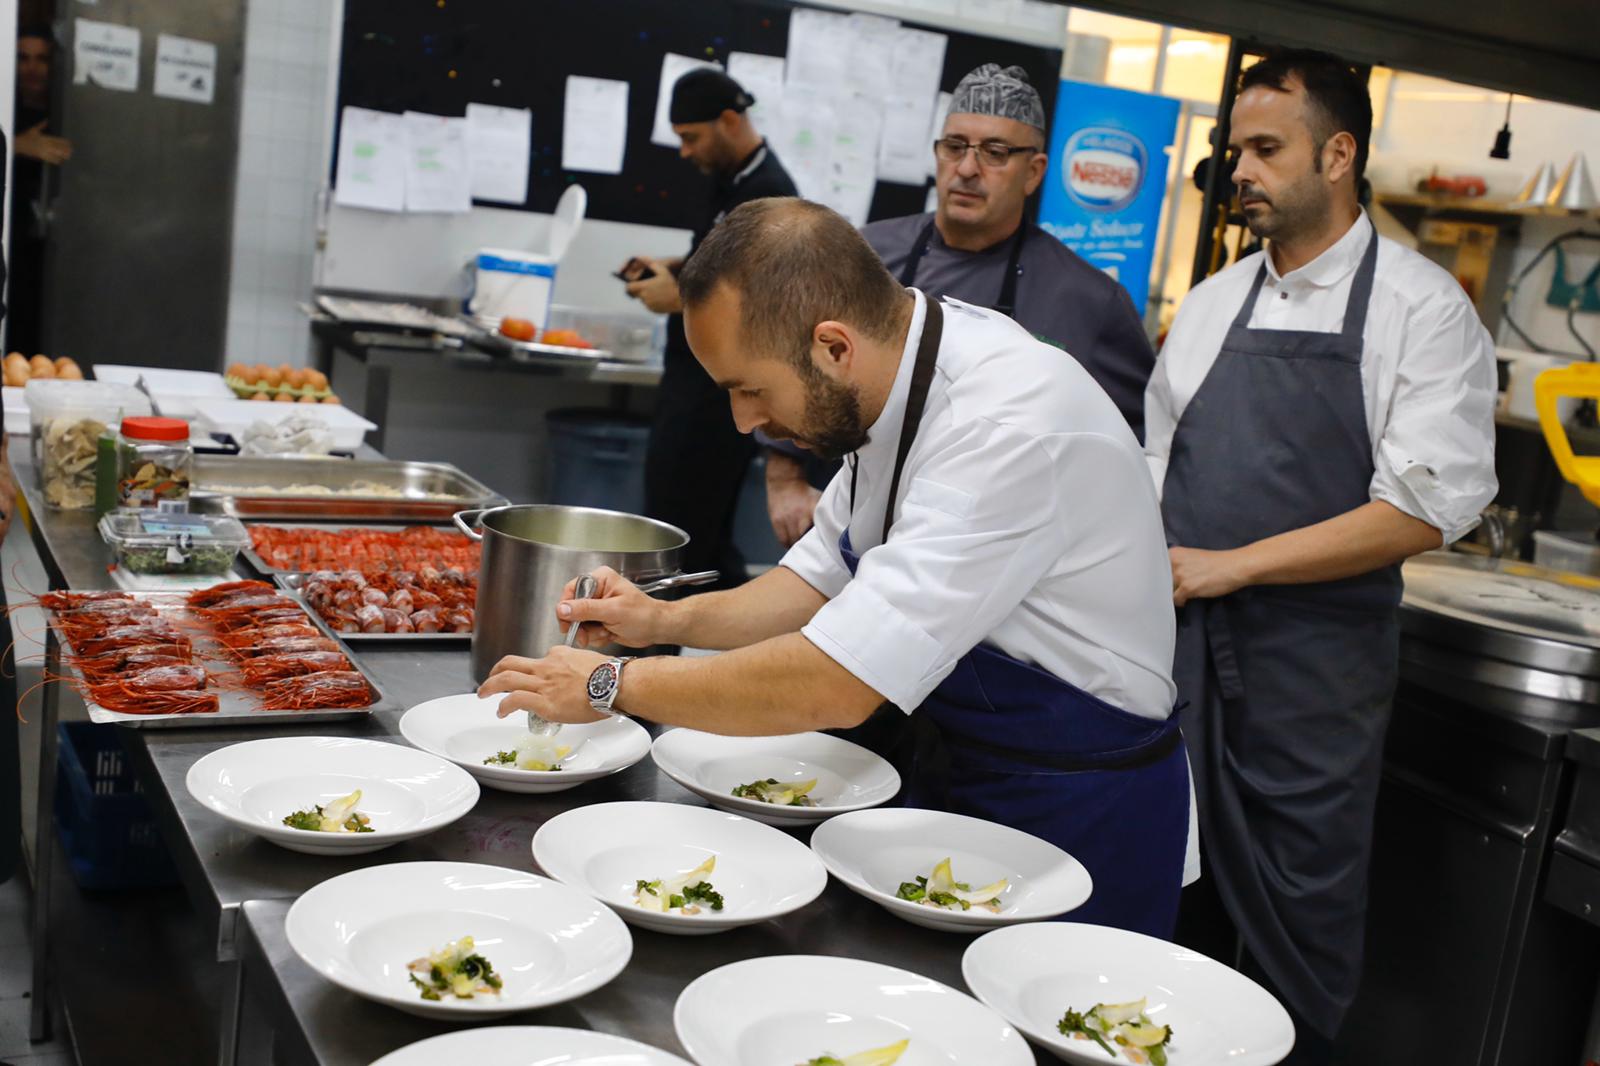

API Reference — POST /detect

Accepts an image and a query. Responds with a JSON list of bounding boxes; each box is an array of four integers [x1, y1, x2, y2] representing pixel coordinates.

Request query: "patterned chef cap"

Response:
[[949, 63, 1045, 131]]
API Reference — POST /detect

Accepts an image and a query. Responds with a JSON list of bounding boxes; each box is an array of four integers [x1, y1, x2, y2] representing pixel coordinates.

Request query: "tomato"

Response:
[[499, 317, 536, 342]]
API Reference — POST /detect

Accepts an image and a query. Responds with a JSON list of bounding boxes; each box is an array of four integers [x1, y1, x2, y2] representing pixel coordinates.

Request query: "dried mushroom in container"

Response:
[[40, 417, 105, 510]]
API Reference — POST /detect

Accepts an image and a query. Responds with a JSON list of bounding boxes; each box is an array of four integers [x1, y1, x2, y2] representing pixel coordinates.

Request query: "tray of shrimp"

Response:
[[273, 569, 475, 642], [37, 582, 394, 728]]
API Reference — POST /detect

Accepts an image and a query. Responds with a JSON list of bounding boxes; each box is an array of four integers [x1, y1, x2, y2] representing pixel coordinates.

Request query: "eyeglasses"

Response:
[[933, 138, 1039, 168]]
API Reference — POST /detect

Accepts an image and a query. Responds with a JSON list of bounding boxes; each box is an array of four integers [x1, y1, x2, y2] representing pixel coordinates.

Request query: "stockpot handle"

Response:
[[452, 509, 487, 542], [634, 570, 720, 595]]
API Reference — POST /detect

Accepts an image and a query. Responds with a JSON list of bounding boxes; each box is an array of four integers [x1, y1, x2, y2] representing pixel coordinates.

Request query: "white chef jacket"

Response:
[[1145, 212, 1499, 539], [782, 290, 1177, 720]]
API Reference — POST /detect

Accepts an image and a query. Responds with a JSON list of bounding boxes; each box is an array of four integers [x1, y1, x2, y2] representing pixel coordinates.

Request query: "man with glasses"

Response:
[[761, 63, 1156, 547]]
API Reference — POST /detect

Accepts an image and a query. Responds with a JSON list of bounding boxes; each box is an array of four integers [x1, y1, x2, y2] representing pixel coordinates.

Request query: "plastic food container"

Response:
[[185, 398, 377, 452], [116, 416, 194, 509], [98, 511, 249, 576], [1533, 529, 1600, 577], [25, 380, 152, 509]]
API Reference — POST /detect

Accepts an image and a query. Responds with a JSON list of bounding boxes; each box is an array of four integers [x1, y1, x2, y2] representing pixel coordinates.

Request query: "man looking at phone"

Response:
[[621, 68, 797, 588]]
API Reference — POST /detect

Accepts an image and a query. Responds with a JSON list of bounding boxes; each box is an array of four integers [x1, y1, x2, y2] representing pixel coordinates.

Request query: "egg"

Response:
[[236, 365, 260, 385], [29, 356, 55, 379], [56, 363, 84, 380], [284, 368, 308, 389], [249, 391, 273, 402], [323, 394, 340, 405], [3, 365, 27, 388], [306, 369, 329, 391], [298, 393, 320, 403], [273, 391, 296, 402], [5, 352, 26, 369], [260, 366, 283, 388], [277, 363, 294, 377], [226, 363, 249, 380]]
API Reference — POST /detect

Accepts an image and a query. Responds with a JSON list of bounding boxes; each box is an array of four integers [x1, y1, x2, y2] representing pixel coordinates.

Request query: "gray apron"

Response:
[[1161, 222, 1398, 1039]]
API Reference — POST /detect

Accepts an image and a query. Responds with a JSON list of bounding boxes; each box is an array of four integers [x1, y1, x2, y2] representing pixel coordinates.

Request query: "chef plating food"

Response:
[[479, 196, 1193, 938]]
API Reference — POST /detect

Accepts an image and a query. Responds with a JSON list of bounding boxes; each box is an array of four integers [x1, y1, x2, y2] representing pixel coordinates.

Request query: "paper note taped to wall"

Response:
[[74, 19, 140, 92], [562, 76, 629, 174], [466, 103, 533, 203], [403, 111, 472, 214], [333, 106, 407, 213], [154, 34, 216, 104]]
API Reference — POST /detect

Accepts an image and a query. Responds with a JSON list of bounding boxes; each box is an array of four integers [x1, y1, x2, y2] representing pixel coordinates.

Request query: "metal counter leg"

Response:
[[29, 629, 60, 1043], [219, 959, 243, 1066], [365, 363, 391, 453]]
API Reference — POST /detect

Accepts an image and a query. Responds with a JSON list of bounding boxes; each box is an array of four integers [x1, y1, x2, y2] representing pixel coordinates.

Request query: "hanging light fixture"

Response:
[[1490, 94, 1513, 159], [1513, 162, 1557, 206], [1548, 153, 1597, 212]]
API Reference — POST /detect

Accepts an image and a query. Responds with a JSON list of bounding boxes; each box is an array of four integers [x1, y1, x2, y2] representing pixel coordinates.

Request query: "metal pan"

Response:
[[239, 520, 475, 578], [193, 457, 507, 521], [46, 591, 391, 729], [274, 573, 471, 644]]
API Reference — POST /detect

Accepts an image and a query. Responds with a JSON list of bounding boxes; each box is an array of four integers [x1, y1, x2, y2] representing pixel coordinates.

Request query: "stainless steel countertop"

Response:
[[13, 439, 1047, 1064]]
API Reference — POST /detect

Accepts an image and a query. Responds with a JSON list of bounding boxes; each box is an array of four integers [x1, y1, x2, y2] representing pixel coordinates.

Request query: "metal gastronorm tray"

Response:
[[238, 520, 475, 578], [273, 572, 471, 644], [193, 456, 506, 521], [47, 591, 392, 728]]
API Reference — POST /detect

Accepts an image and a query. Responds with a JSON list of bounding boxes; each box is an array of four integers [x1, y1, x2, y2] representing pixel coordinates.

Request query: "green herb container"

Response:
[[97, 511, 249, 576]]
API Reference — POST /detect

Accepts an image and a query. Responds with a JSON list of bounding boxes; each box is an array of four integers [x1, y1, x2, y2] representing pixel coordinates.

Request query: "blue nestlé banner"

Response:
[[1037, 80, 1180, 315]]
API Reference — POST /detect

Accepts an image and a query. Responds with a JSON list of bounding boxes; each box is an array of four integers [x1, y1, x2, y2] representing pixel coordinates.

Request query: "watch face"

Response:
[[587, 663, 616, 701]]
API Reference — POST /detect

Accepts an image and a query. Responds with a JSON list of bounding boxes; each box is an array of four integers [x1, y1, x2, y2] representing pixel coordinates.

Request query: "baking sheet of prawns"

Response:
[[35, 587, 393, 728]]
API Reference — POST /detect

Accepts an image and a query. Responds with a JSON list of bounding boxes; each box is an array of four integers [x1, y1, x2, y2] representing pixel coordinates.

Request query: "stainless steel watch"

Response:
[[586, 657, 631, 717]]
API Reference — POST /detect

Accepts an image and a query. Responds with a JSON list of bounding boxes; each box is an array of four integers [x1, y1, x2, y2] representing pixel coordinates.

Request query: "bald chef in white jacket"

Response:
[[481, 196, 1194, 937], [1145, 49, 1498, 1065]]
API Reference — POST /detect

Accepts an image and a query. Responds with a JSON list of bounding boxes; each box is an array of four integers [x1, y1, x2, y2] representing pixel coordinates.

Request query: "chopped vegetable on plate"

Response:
[[281, 789, 373, 833], [484, 733, 572, 771], [799, 1039, 910, 1066], [894, 857, 1007, 913], [634, 855, 725, 915], [1058, 998, 1174, 1064], [405, 935, 503, 1001], [731, 776, 818, 807]]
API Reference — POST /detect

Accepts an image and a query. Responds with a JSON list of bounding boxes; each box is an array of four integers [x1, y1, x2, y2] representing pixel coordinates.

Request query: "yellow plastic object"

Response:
[[1534, 362, 1600, 508]]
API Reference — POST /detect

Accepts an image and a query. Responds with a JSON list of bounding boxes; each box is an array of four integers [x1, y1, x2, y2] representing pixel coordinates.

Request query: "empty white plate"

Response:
[[649, 728, 901, 826], [809, 808, 1092, 932], [531, 801, 827, 936], [399, 692, 650, 794], [185, 736, 480, 856], [675, 955, 1033, 1066], [286, 861, 633, 1020], [962, 923, 1295, 1065], [369, 1026, 694, 1066]]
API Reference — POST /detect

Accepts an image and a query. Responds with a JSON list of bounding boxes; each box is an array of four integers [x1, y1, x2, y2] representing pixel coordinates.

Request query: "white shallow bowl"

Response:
[[532, 801, 827, 936], [809, 808, 1092, 932], [675, 955, 1033, 1066], [369, 1026, 694, 1066], [286, 861, 633, 1020], [963, 923, 1296, 1065], [185, 736, 480, 856], [650, 727, 901, 826], [399, 692, 650, 794]]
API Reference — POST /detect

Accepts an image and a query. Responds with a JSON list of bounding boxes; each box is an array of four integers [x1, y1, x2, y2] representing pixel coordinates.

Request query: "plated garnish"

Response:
[[731, 777, 818, 806], [894, 857, 1007, 913], [799, 1039, 910, 1066], [1058, 999, 1173, 1065], [405, 935, 503, 1001], [484, 733, 572, 771], [633, 855, 725, 915], [281, 789, 373, 833]]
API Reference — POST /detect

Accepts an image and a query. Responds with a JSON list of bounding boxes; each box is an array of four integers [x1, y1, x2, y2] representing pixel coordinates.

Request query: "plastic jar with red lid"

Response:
[[116, 416, 193, 509]]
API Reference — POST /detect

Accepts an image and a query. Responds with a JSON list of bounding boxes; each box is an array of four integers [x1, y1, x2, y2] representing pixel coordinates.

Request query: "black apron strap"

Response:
[[1339, 219, 1381, 340], [880, 298, 944, 544], [899, 220, 1027, 320]]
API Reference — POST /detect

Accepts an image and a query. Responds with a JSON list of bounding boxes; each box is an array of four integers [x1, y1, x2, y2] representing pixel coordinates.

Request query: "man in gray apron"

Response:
[[1148, 51, 1498, 1062]]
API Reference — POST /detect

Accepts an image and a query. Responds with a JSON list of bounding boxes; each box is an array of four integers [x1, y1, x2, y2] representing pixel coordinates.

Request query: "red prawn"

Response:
[[259, 670, 373, 710], [238, 650, 352, 684], [186, 581, 275, 609]]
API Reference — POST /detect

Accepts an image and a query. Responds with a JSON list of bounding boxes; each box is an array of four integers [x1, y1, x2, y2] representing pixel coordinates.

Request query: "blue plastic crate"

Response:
[[53, 723, 177, 891]]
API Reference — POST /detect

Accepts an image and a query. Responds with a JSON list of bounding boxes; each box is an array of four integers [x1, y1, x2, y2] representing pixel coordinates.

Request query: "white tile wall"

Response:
[[224, 0, 338, 368]]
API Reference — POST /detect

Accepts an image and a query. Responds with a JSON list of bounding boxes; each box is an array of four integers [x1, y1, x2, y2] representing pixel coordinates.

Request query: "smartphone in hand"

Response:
[[614, 257, 657, 283]]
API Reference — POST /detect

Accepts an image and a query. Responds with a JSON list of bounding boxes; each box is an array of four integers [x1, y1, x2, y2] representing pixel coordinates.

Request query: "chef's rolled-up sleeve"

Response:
[[1369, 291, 1499, 543], [800, 422, 1067, 711]]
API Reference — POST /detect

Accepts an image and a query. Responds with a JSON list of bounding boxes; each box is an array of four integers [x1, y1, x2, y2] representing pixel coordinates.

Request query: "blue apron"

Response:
[[837, 296, 1189, 937], [1161, 221, 1395, 1041]]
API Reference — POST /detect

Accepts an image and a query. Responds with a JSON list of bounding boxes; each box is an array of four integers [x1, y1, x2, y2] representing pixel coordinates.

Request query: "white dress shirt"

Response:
[[1145, 212, 1499, 541], [782, 290, 1178, 720]]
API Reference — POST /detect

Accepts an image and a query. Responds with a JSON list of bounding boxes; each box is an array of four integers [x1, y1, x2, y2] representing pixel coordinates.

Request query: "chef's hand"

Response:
[[765, 452, 820, 548], [479, 646, 608, 724], [1169, 546, 1251, 607], [624, 259, 682, 314], [15, 121, 72, 166], [557, 566, 666, 648]]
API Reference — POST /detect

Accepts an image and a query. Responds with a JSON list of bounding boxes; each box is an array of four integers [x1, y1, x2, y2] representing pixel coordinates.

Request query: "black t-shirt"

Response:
[[666, 141, 798, 364], [11, 102, 48, 243]]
